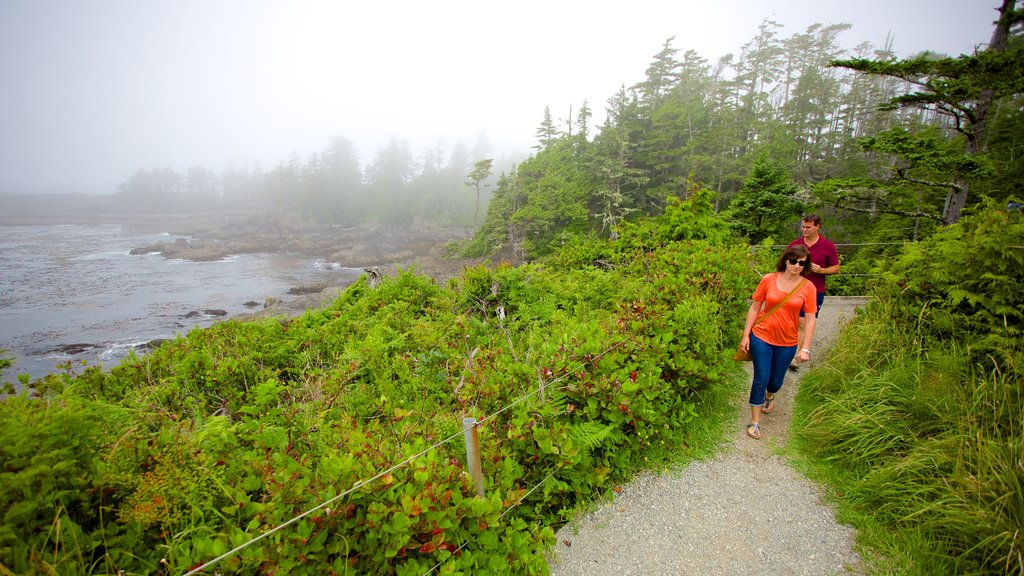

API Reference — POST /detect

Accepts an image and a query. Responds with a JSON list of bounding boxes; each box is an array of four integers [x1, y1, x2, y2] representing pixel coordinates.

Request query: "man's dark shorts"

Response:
[[800, 292, 826, 318]]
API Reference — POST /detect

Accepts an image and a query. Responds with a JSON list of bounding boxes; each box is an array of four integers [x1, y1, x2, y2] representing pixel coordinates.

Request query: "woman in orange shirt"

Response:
[[739, 245, 817, 439]]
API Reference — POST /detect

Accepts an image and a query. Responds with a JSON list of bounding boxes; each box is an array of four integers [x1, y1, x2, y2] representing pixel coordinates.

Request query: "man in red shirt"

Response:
[[787, 214, 840, 370]]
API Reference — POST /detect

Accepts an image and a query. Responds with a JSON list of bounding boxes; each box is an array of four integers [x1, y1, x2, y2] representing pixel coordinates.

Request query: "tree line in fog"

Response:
[[113, 135, 515, 228], [471, 11, 1021, 258], [111, 10, 1021, 243]]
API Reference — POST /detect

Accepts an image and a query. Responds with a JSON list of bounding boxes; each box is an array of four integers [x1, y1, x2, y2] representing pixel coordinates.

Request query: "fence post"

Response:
[[462, 417, 485, 497]]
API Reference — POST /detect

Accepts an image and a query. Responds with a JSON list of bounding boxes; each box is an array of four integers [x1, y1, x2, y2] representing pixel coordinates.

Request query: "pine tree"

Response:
[[722, 154, 805, 243], [831, 0, 1024, 223]]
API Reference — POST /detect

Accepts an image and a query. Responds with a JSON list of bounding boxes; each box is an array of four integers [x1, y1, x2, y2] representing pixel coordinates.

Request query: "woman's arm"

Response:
[[796, 314, 816, 362], [740, 300, 762, 352]]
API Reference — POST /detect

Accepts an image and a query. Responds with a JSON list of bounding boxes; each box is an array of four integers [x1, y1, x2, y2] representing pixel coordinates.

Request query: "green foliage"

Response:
[[833, 43, 1024, 119], [476, 140, 594, 258], [0, 397, 137, 576], [831, 10, 1024, 224], [793, 205, 1024, 575], [722, 154, 805, 243], [983, 94, 1024, 203], [651, 185, 733, 245], [795, 302, 1023, 575], [546, 182, 739, 272], [0, 350, 12, 395], [615, 183, 739, 251], [542, 232, 618, 271], [466, 158, 494, 228], [859, 127, 991, 178], [877, 203, 1024, 363], [816, 125, 995, 226], [1, 212, 751, 574]]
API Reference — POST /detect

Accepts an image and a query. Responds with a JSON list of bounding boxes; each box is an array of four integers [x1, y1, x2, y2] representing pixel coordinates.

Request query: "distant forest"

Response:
[[10, 10, 1020, 252], [469, 12, 1021, 258]]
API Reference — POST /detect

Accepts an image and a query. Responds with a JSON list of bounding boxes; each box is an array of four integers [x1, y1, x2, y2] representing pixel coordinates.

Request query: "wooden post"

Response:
[[462, 417, 485, 497]]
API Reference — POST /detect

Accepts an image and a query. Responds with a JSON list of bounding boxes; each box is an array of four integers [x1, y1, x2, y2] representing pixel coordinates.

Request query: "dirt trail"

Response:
[[548, 296, 870, 576]]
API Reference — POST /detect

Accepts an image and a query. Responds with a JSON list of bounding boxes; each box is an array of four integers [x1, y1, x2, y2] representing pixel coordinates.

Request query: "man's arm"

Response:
[[815, 245, 841, 275]]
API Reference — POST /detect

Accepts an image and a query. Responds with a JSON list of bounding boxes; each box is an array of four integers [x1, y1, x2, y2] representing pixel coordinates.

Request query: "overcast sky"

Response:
[[0, 0, 1000, 194]]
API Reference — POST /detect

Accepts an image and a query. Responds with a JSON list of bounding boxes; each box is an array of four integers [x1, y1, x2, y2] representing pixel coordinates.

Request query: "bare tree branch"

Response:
[[895, 167, 964, 191], [832, 201, 944, 222]]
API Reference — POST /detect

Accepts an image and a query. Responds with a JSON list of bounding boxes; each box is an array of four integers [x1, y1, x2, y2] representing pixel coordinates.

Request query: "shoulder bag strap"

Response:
[[753, 277, 807, 327]]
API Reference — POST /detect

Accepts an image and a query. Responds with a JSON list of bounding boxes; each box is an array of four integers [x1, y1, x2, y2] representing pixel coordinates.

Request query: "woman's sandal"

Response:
[[762, 393, 776, 414], [746, 422, 761, 440]]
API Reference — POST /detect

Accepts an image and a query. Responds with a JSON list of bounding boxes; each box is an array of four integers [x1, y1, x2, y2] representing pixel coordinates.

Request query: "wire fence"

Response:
[[184, 242, 909, 574], [182, 340, 626, 575], [749, 241, 916, 295]]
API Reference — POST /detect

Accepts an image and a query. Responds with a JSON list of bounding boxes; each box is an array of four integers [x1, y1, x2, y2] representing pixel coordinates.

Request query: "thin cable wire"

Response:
[[477, 340, 625, 429], [182, 424, 470, 575], [184, 340, 625, 575], [832, 242, 916, 246], [420, 539, 471, 576], [420, 466, 562, 575], [754, 241, 915, 250], [498, 467, 561, 520]]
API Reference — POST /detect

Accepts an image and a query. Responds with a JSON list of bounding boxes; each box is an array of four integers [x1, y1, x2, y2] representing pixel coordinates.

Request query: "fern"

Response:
[[570, 422, 619, 454]]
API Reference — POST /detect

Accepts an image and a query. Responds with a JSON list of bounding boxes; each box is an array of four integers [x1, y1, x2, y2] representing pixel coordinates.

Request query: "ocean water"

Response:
[[0, 224, 362, 383]]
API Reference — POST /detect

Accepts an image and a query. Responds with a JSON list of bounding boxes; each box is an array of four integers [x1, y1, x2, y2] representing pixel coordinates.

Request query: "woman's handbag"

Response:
[[733, 344, 753, 362], [734, 278, 807, 361]]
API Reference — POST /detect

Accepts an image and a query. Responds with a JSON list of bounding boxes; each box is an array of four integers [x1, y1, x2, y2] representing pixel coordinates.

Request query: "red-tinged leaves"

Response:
[[419, 542, 438, 554]]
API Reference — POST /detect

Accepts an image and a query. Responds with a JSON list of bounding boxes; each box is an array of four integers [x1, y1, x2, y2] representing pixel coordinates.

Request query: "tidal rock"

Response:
[[287, 283, 327, 295], [48, 343, 102, 355], [182, 309, 228, 318]]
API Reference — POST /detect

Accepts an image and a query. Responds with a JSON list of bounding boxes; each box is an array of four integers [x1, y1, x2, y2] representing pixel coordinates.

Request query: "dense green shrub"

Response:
[[879, 202, 1024, 365], [794, 205, 1024, 575], [1, 195, 753, 574]]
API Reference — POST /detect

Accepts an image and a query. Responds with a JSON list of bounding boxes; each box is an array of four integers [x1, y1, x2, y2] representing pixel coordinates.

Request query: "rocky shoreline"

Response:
[[121, 213, 464, 266], [3, 206, 515, 353], [111, 212, 502, 321]]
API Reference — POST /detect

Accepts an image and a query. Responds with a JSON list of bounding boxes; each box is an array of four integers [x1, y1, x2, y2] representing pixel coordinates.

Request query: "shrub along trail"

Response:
[[548, 296, 869, 576]]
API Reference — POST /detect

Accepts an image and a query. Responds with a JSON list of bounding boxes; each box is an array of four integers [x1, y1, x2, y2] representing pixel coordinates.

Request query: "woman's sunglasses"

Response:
[[788, 258, 808, 266]]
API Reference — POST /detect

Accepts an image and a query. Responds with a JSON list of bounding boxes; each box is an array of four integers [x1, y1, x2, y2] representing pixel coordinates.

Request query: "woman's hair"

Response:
[[775, 244, 811, 277]]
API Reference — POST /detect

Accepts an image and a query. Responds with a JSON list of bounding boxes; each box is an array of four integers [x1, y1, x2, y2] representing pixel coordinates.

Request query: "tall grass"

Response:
[[792, 298, 1023, 575]]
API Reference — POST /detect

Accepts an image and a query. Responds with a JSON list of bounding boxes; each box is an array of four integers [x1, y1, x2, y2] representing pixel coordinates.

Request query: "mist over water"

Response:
[[0, 224, 361, 382]]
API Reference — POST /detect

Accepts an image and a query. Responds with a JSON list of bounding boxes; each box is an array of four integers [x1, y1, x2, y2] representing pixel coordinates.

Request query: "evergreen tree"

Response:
[[575, 100, 593, 142], [777, 23, 851, 178], [534, 106, 559, 150], [830, 0, 1024, 223], [733, 19, 786, 153], [465, 158, 493, 229], [722, 154, 805, 243], [185, 166, 220, 199]]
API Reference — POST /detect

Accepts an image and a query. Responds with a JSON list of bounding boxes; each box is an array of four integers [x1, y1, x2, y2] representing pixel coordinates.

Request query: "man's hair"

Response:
[[802, 214, 822, 226]]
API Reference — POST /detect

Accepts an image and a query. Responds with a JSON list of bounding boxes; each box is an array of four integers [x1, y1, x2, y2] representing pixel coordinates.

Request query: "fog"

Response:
[[0, 0, 998, 195]]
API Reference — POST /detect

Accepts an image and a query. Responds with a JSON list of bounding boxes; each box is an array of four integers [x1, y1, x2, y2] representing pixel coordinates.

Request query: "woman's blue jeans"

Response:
[[748, 332, 797, 407]]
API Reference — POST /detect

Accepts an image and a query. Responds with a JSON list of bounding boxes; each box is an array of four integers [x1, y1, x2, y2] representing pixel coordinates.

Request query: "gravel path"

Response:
[[548, 297, 869, 576]]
